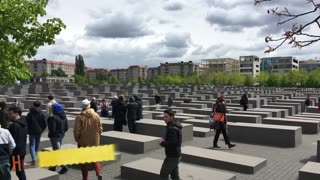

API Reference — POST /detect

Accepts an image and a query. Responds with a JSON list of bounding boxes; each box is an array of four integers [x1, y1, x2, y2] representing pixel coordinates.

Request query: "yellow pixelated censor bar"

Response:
[[38, 144, 116, 167]]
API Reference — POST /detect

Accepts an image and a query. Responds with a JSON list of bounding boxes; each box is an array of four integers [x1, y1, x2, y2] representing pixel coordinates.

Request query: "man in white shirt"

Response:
[[46, 95, 57, 118], [0, 127, 16, 179]]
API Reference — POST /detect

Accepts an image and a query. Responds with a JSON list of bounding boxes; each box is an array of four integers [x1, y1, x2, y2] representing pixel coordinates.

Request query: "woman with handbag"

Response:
[[213, 97, 236, 149]]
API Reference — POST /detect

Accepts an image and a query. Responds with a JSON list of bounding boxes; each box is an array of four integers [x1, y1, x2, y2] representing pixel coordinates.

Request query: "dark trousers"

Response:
[[128, 119, 136, 133], [50, 138, 68, 170], [243, 104, 248, 111], [0, 163, 11, 180], [113, 119, 123, 132], [10, 154, 26, 180], [213, 128, 230, 146], [101, 110, 109, 117], [160, 157, 181, 180]]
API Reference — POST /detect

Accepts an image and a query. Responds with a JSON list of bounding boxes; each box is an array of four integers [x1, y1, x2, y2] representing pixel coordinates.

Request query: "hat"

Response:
[[114, 95, 118, 98], [82, 99, 91, 108], [52, 104, 63, 113]]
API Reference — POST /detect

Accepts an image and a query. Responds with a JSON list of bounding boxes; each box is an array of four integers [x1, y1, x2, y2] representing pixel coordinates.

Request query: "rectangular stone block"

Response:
[[193, 127, 214, 137], [228, 122, 302, 147], [181, 146, 267, 174], [227, 114, 261, 123], [135, 119, 193, 141], [230, 111, 272, 119], [247, 108, 282, 118], [100, 131, 161, 154], [306, 106, 320, 113], [299, 162, 320, 180], [184, 119, 209, 128], [121, 157, 236, 180], [262, 117, 319, 134], [11, 168, 59, 180], [318, 139, 320, 161]]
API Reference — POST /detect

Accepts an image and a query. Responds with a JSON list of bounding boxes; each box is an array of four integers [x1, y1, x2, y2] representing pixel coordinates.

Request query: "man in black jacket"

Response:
[[113, 95, 127, 132], [160, 109, 182, 180], [90, 97, 98, 112], [240, 92, 249, 111], [0, 101, 10, 129], [127, 97, 138, 133], [133, 95, 143, 120], [0, 126, 16, 180], [26, 101, 47, 165], [8, 106, 27, 180]]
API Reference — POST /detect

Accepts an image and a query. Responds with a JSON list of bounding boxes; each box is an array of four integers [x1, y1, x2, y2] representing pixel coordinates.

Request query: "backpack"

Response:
[[209, 106, 217, 130]]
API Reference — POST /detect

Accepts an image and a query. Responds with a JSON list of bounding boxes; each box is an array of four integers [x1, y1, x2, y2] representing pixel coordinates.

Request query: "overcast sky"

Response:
[[32, 0, 320, 68]]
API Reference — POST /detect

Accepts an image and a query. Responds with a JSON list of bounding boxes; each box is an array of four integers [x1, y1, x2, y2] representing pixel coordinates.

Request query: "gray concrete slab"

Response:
[[261, 105, 295, 116], [11, 168, 60, 180], [227, 114, 262, 123], [181, 146, 267, 174], [299, 162, 320, 180], [230, 111, 272, 119], [228, 122, 302, 147], [262, 117, 319, 134], [121, 157, 236, 180], [136, 119, 193, 141], [100, 131, 161, 154], [247, 108, 282, 118], [193, 127, 214, 137]]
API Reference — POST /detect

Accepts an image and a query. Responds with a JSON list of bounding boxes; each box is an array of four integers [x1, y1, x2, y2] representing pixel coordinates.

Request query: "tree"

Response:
[[96, 72, 109, 81], [256, 72, 269, 86], [0, 0, 65, 85], [75, 55, 85, 76], [255, 0, 320, 53], [244, 75, 255, 86], [51, 68, 67, 77], [41, 72, 49, 77], [267, 72, 282, 87]]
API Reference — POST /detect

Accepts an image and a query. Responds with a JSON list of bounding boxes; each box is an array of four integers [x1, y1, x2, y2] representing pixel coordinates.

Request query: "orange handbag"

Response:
[[214, 112, 225, 122]]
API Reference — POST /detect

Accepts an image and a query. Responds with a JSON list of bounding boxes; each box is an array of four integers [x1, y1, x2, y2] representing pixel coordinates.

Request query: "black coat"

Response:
[[160, 120, 182, 157], [168, 97, 173, 107], [240, 95, 248, 105], [111, 99, 118, 118], [127, 102, 138, 121], [155, 95, 162, 104], [47, 111, 68, 140], [114, 101, 127, 121], [136, 100, 143, 120], [90, 101, 98, 112], [26, 107, 47, 135], [9, 118, 27, 156]]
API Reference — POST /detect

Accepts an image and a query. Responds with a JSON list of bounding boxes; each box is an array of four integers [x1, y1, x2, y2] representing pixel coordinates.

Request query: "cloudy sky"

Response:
[[32, 0, 320, 69]]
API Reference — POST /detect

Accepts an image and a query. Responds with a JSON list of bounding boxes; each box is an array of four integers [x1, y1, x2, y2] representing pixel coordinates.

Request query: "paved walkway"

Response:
[[23, 125, 319, 180]]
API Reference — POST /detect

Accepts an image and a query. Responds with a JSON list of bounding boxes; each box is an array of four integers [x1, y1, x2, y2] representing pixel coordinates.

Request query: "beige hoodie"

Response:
[[73, 108, 103, 147]]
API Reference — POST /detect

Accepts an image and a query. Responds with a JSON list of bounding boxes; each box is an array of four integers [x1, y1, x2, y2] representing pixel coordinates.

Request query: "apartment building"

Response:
[[239, 55, 261, 77], [27, 59, 75, 77], [87, 68, 110, 80], [159, 61, 200, 76], [201, 58, 240, 74], [109, 69, 127, 81], [299, 60, 320, 73], [127, 65, 148, 81], [147, 67, 160, 79], [260, 56, 299, 74]]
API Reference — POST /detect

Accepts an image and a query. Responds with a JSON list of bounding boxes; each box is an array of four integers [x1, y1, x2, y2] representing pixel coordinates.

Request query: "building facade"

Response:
[[127, 65, 147, 81], [201, 58, 240, 74], [299, 60, 320, 73], [147, 67, 160, 79], [109, 69, 127, 81], [87, 68, 109, 80], [27, 59, 75, 77], [159, 61, 200, 76], [260, 56, 299, 74], [239, 55, 261, 77]]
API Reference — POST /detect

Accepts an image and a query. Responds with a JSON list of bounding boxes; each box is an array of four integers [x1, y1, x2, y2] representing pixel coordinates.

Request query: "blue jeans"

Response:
[[29, 134, 41, 161], [50, 138, 68, 169]]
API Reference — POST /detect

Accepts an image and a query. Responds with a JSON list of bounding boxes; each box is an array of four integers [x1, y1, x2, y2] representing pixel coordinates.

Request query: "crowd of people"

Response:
[[1, 92, 320, 180]]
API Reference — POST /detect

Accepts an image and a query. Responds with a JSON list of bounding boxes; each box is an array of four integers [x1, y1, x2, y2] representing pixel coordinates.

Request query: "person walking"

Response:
[[47, 103, 69, 174], [127, 97, 138, 133], [213, 97, 236, 149], [155, 94, 162, 110], [90, 97, 98, 112], [74, 99, 103, 180], [113, 95, 127, 132], [167, 96, 174, 108], [0, 102, 10, 129], [133, 95, 143, 120], [240, 92, 249, 111], [26, 101, 47, 165], [110, 96, 118, 119], [0, 125, 16, 180], [8, 107, 27, 180], [46, 95, 57, 118], [100, 99, 110, 118], [159, 109, 182, 180]]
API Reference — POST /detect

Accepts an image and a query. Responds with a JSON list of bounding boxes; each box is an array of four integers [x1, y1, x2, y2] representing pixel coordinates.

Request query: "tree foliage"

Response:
[[51, 68, 67, 77], [75, 55, 85, 76], [0, 0, 66, 85], [255, 0, 320, 53]]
